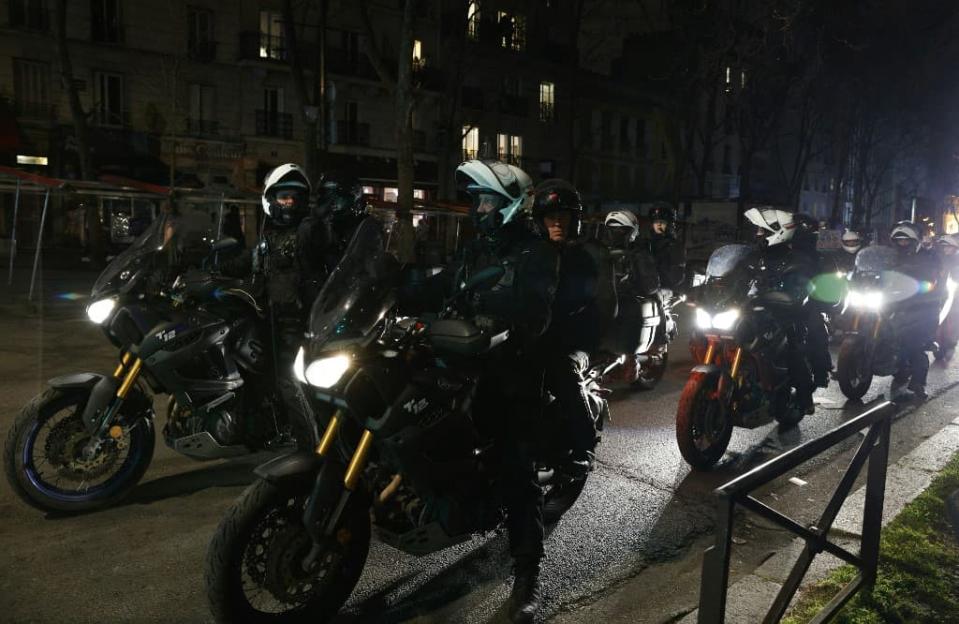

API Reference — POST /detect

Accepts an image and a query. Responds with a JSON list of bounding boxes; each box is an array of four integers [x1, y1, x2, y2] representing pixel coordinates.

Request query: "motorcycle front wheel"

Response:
[[4, 387, 155, 513], [675, 372, 733, 470], [836, 336, 873, 400], [205, 478, 371, 624]]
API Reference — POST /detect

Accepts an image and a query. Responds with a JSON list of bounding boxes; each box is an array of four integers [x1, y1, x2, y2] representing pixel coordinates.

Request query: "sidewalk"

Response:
[[550, 388, 959, 624]]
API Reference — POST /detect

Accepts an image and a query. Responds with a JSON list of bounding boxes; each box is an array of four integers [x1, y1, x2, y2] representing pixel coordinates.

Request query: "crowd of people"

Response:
[[222, 157, 959, 622]]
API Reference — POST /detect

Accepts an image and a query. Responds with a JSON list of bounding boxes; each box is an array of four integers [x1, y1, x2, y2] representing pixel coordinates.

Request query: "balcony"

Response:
[[255, 110, 293, 139], [462, 148, 478, 161], [326, 48, 378, 80], [188, 40, 217, 63], [9, 2, 48, 30], [15, 101, 55, 119], [185, 118, 219, 137], [239, 32, 288, 62], [498, 94, 528, 117], [93, 109, 131, 128], [413, 65, 445, 91], [497, 152, 523, 166], [335, 121, 370, 147]]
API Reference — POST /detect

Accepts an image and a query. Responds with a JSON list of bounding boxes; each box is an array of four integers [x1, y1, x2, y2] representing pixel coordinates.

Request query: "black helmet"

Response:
[[647, 201, 676, 238], [262, 163, 311, 227], [317, 171, 364, 222], [531, 179, 583, 241], [791, 212, 819, 250]]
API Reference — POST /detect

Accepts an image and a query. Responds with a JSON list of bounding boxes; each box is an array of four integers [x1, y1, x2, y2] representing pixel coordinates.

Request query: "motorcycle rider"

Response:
[[790, 213, 833, 387], [310, 170, 369, 275], [744, 207, 822, 414], [398, 159, 559, 623], [531, 181, 612, 477], [935, 233, 959, 361], [642, 202, 687, 293], [604, 210, 661, 298], [889, 221, 941, 400], [838, 229, 863, 273]]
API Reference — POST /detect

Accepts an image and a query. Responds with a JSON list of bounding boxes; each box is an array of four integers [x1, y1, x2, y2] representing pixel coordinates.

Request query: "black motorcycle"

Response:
[[835, 245, 939, 399], [4, 212, 295, 513], [205, 219, 614, 623], [676, 244, 808, 470]]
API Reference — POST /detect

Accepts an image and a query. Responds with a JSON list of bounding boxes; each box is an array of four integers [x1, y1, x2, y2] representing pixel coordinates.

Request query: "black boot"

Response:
[[508, 560, 543, 623]]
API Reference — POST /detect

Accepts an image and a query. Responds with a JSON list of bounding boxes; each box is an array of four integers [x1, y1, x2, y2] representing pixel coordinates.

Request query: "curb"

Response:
[[677, 411, 959, 624]]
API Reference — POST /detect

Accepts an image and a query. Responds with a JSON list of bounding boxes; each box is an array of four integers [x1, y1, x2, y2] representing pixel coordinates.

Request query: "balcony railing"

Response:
[[188, 40, 217, 62], [497, 152, 523, 166], [93, 109, 130, 128], [326, 48, 378, 80], [462, 148, 478, 161], [9, 2, 48, 30], [539, 102, 555, 122], [255, 110, 293, 139], [335, 121, 370, 147], [185, 118, 219, 136], [15, 101, 55, 119], [240, 32, 288, 62]]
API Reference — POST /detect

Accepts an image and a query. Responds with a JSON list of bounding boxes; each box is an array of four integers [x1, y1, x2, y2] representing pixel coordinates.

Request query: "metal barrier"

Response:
[[697, 400, 894, 624]]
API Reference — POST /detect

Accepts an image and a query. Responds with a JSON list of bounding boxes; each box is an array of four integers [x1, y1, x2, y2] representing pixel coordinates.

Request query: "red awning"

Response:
[[0, 164, 65, 188], [97, 174, 170, 195]]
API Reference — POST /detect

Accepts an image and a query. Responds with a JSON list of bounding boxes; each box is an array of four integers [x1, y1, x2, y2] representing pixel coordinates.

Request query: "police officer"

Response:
[[643, 202, 687, 293], [838, 229, 863, 273], [744, 207, 823, 414], [399, 160, 558, 623], [531, 181, 611, 478], [310, 170, 369, 275], [935, 234, 959, 362], [889, 221, 941, 400]]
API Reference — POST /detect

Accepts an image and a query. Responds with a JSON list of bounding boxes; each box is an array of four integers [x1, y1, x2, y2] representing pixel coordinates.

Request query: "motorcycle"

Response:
[[614, 291, 683, 390], [4, 212, 297, 513], [205, 219, 615, 623], [676, 244, 809, 470], [934, 270, 958, 363], [835, 245, 941, 399]]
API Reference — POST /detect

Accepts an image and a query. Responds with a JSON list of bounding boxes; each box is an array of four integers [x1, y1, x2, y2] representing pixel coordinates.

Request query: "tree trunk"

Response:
[[696, 84, 719, 198], [53, 0, 91, 180], [283, 0, 319, 182], [393, 0, 417, 263]]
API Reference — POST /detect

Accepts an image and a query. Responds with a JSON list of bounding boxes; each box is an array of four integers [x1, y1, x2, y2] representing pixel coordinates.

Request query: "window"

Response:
[[259, 10, 285, 60], [636, 118, 646, 156], [462, 125, 479, 159], [91, 0, 122, 43], [257, 87, 291, 138], [412, 39, 424, 70], [383, 187, 398, 203], [539, 81, 554, 122], [724, 65, 732, 93], [497, 133, 522, 165], [467, 1, 480, 41], [264, 86, 285, 114], [740, 70, 746, 89], [413, 189, 426, 200], [9, 0, 48, 31], [619, 117, 630, 152], [13, 59, 50, 116], [187, 7, 215, 61], [188, 84, 216, 134], [498, 11, 526, 52], [93, 71, 125, 126]]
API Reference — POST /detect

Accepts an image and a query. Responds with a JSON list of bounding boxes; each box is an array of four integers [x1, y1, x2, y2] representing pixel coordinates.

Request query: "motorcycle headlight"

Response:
[[86, 298, 117, 324], [695, 308, 712, 329], [847, 290, 883, 310], [304, 354, 351, 389], [712, 308, 740, 331], [292, 346, 307, 384]]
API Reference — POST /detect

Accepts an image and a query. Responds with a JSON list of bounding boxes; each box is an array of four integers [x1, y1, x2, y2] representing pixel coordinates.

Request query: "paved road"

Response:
[[1, 294, 957, 623]]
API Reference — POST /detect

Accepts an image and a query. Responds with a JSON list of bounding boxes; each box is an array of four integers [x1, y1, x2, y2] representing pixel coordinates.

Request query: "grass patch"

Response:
[[782, 452, 959, 624]]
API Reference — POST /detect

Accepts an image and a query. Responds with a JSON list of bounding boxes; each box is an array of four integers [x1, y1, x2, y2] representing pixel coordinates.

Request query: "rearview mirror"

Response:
[[463, 266, 505, 292], [211, 237, 239, 253]]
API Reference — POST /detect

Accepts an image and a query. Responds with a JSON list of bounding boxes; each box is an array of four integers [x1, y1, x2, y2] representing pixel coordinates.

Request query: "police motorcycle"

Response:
[[835, 245, 940, 399], [4, 212, 298, 513], [676, 244, 810, 470], [607, 281, 684, 390], [205, 219, 615, 623]]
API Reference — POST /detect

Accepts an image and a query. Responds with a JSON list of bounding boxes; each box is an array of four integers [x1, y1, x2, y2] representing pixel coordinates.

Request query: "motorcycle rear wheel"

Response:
[[206, 478, 370, 624], [4, 387, 155, 513], [676, 372, 732, 470], [837, 336, 873, 400], [631, 351, 669, 391]]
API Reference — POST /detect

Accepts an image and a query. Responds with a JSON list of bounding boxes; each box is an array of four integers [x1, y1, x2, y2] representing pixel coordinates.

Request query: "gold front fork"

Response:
[[729, 347, 744, 380], [112, 352, 133, 379], [344, 430, 374, 491], [315, 410, 341, 457], [116, 358, 143, 398], [872, 316, 882, 340], [703, 340, 716, 365]]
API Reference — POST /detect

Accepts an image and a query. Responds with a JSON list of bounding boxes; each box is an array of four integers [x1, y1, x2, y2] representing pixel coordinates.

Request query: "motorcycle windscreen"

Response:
[[705, 243, 753, 278], [307, 217, 400, 354], [853, 245, 898, 273], [91, 211, 218, 299]]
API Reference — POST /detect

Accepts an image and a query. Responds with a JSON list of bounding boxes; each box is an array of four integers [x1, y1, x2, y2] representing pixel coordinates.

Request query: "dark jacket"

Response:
[[644, 233, 686, 291], [546, 240, 617, 354]]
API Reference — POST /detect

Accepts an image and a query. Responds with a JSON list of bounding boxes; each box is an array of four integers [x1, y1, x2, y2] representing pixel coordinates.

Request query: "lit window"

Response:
[[498, 11, 526, 52], [16, 155, 48, 166], [467, 1, 480, 41], [539, 81, 555, 122], [383, 187, 399, 203], [361, 185, 375, 196], [413, 189, 426, 200], [740, 70, 746, 88], [412, 39, 424, 69], [259, 10, 285, 60], [497, 133, 522, 164], [462, 125, 479, 160], [725, 66, 731, 84]]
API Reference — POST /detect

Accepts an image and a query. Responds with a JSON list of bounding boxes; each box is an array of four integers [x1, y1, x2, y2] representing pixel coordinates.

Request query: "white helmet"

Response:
[[604, 210, 640, 245], [455, 159, 532, 232], [744, 206, 796, 247], [841, 229, 863, 254], [890, 221, 922, 253], [937, 233, 959, 256], [262, 163, 312, 226]]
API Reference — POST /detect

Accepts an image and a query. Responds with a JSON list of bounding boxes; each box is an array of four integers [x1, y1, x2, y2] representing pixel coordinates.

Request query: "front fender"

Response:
[[253, 451, 324, 484], [49, 372, 103, 389], [690, 364, 723, 377]]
